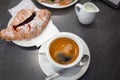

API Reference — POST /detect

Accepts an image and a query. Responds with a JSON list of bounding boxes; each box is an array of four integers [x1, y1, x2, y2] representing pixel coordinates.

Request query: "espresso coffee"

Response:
[[49, 38, 79, 65]]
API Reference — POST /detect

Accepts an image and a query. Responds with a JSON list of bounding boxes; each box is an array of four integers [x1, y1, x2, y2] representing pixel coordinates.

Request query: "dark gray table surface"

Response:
[[0, 0, 120, 80]]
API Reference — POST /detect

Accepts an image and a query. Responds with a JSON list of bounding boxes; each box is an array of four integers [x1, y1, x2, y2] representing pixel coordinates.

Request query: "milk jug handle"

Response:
[[75, 3, 83, 16]]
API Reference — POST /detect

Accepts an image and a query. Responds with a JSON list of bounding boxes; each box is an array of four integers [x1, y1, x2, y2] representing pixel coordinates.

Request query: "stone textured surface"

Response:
[[0, 0, 120, 80]]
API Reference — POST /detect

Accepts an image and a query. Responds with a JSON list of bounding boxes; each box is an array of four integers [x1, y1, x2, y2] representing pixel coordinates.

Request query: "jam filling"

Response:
[[13, 12, 36, 31]]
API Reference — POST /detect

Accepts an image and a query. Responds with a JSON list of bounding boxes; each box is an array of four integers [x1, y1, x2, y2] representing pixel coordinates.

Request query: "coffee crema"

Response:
[[49, 38, 79, 65]]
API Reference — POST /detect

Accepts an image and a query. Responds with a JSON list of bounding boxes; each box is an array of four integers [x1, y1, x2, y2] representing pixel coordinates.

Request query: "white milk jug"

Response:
[[75, 2, 100, 25]]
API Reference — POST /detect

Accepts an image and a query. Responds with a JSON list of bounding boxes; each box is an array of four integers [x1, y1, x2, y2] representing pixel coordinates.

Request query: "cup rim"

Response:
[[46, 32, 83, 68]]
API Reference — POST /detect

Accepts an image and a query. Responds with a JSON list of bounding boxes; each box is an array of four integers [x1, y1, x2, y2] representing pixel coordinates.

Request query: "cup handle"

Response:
[[75, 3, 83, 16]]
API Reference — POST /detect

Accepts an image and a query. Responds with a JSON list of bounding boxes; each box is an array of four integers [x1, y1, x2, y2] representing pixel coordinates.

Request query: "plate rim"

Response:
[[36, 0, 78, 9]]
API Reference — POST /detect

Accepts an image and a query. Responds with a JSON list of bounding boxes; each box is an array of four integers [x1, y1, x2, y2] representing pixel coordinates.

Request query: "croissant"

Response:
[[0, 9, 51, 41]]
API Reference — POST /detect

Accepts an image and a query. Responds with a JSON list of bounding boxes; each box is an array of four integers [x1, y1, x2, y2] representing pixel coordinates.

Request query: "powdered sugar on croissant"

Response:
[[0, 9, 51, 41]]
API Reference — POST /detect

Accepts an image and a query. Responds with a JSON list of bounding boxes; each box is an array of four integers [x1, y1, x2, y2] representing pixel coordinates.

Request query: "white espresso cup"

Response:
[[45, 32, 84, 68], [75, 2, 100, 25]]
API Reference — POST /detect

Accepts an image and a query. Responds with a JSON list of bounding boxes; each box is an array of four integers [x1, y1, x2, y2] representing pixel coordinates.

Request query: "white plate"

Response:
[[36, 0, 78, 9], [38, 36, 90, 80], [8, 15, 60, 47]]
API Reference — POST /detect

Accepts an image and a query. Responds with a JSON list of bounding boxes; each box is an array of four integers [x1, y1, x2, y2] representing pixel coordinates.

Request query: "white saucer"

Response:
[[8, 15, 60, 47], [38, 36, 90, 80]]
